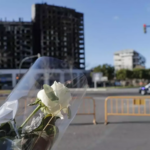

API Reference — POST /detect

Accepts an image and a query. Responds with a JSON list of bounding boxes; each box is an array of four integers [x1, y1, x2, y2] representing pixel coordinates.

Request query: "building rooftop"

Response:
[[0, 19, 31, 25], [34, 3, 76, 12], [114, 49, 136, 54]]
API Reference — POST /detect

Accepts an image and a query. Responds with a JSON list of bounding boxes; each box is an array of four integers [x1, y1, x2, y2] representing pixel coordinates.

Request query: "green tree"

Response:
[[132, 68, 147, 79], [116, 69, 133, 80], [145, 69, 150, 79], [92, 64, 114, 80]]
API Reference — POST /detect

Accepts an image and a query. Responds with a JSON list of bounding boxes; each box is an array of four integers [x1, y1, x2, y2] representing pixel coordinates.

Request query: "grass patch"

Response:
[[0, 90, 11, 94]]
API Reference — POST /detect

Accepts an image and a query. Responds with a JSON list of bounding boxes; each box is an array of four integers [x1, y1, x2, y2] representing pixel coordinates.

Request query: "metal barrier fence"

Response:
[[73, 96, 96, 125], [20, 96, 96, 125], [105, 96, 150, 125]]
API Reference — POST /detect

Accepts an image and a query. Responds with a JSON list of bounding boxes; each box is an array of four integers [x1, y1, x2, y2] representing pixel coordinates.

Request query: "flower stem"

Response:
[[20, 105, 41, 128]]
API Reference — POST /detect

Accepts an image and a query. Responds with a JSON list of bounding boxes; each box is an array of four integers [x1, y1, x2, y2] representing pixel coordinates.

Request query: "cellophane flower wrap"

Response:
[[0, 57, 87, 150]]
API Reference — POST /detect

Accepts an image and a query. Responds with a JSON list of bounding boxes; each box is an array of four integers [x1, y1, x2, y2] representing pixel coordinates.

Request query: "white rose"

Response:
[[37, 89, 63, 118], [37, 81, 72, 119], [51, 81, 72, 109], [37, 89, 58, 110]]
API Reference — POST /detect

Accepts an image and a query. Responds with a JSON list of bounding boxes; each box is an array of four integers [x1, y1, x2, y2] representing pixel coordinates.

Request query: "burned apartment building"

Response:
[[32, 3, 85, 69], [0, 19, 33, 69], [0, 3, 85, 69]]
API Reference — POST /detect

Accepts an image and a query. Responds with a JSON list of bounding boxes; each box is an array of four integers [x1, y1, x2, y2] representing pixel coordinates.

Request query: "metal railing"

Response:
[[16, 96, 96, 125], [105, 96, 150, 125], [73, 96, 96, 125]]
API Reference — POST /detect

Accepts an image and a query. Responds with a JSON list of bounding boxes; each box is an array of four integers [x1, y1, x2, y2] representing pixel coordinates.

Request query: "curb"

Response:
[[69, 88, 139, 92], [69, 88, 107, 92], [0, 94, 9, 97]]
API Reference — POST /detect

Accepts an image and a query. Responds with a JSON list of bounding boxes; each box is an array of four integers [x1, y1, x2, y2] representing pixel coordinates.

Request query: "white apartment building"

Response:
[[114, 49, 146, 71]]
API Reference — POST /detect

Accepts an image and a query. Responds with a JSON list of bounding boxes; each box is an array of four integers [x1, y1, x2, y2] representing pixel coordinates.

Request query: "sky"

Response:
[[0, 0, 150, 69]]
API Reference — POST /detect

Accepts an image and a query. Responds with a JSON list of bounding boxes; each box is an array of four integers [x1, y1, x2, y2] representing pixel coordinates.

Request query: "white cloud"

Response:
[[113, 16, 119, 20]]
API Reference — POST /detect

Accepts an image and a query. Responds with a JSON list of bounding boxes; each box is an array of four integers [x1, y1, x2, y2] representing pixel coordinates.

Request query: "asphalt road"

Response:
[[1, 88, 150, 150], [86, 88, 141, 96], [56, 89, 150, 150]]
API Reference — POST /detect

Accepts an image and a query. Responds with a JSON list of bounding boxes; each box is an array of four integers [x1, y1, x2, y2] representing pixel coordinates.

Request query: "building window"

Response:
[[80, 59, 84, 63], [64, 37, 67, 41], [51, 30, 54, 34], [80, 54, 84, 58], [80, 64, 84, 68], [4, 46, 7, 50], [64, 48, 67, 51]]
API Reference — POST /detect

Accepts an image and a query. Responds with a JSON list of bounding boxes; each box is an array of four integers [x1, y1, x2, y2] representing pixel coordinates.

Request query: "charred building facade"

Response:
[[0, 3, 85, 69], [0, 20, 33, 69], [32, 4, 85, 69]]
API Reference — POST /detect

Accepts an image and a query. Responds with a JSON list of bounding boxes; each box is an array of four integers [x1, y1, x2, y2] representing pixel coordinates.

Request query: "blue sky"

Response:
[[1, 0, 150, 69]]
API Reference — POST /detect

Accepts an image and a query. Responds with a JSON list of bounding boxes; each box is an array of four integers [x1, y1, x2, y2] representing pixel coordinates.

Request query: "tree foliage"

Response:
[[116, 69, 133, 80], [116, 68, 150, 80], [92, 64, 150, 81], [92, 64, 114, 80]]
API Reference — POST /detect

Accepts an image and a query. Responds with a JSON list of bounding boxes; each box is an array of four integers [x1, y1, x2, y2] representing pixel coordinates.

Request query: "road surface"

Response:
[[56, 89, 150, 150], [1, 88, 150, 150]]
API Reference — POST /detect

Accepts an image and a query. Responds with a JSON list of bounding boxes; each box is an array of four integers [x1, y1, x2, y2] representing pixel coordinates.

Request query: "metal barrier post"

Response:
[[105, 98, 108, 125], [74, 96, 96, 125], [93, 98, 96, 125]]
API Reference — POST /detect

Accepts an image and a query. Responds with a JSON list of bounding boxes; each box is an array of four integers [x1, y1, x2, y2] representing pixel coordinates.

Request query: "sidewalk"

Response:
[[0, 87, 139, 97], [69, 87, 139, 93]]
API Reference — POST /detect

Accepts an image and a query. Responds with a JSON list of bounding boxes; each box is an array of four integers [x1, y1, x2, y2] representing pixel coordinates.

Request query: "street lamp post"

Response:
[[18, 53, 41, 79]]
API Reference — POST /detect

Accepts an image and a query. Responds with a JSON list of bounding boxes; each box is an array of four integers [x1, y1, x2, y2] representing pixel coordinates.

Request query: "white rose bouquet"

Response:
[[0, 81, 72, 150], [0, 56, 87, 150]]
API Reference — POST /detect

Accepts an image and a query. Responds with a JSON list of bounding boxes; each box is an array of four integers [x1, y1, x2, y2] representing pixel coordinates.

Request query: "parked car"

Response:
[[139, 83, 150, 95]]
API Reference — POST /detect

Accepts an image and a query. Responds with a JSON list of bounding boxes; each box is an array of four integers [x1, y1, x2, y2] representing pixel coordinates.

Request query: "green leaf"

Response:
[[62, 107, 71, 119], [68, 107, 71, 119], [46, 124, 59, 139], [0, 122, 16, 138], [43, 84, 59, 101], [45, 124, 56, 135]]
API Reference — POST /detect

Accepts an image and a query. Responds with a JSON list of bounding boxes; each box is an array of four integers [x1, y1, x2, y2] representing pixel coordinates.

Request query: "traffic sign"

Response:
[[92, 72, 103, 88], [92, 72, 102, 82], [101, 77, 108, 82]]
